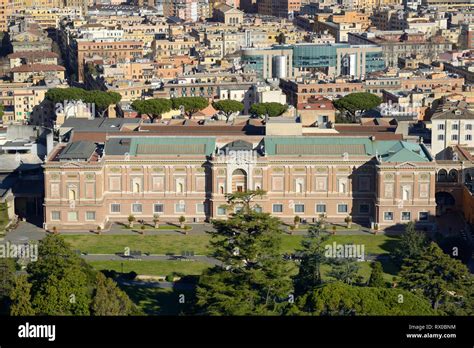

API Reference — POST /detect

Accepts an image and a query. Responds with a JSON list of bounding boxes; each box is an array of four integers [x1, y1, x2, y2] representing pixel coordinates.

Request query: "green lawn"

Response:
[[64, 235, 211, 255], [320, 260, 397, 283], [89, 260, 210, 276], [64, 233, 399, 256], [280, 234, 399, 255], [119, 286, 195, 315]]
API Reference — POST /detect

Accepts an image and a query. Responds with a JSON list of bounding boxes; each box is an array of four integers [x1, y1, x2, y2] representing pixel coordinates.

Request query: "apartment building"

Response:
[[280, 78, 365, 105], [431, 100, 474, 159], [10, 64, 66, 83], [7, 51, 59, 69], [348, 31, 452, 68], [74, 39, 145, 82]]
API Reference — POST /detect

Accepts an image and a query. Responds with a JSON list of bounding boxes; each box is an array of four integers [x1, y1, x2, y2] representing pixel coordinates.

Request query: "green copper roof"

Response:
[[264, 137, 430, 163], [128, 137, 216, 156], [105, 137, 216, 156]]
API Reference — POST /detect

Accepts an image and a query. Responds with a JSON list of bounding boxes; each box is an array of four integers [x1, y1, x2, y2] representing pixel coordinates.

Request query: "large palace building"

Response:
[[43, 135, 436, 230]]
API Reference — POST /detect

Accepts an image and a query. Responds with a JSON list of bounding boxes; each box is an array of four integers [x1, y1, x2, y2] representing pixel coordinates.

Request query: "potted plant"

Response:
[[128, 214, 135, 228], [52, 226, 58, 235], [294, 215, 301, 229], [345, 215, 352, 229], [97, 225, 101, 235], [332, 225, 337, 235], [140, 224, 146, 235], [179, 215, 186, 229], [374, 223, 379, 235], [153, 214, 160, 229]]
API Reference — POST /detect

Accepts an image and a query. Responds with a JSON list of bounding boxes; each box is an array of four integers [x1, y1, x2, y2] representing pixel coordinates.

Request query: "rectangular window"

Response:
[[401, 212, 411, 221], [86, 211, 96, 221], [294, 204, 305, 213], [175, 203, 186, 213], [132, 203, 142, 213], [437, 124, 444, 130], [153, 203, 164, 213], [452, 134, 458, 141], [359, 204, 369, 214], [384, 212, 393, 221], [337, 204, 348, 213], [466, 135, 472, 141], [253, 206, 262, 213], [196, 203, 205, 214], [51, 211, 61, 220], [437, 134, 444, 141], [273, 204, 283, 213], [452, 123, 458, 130], [419, 212, 428, 221], [68, 211, 78, 221], [316, 204, 326, 213], [466, 124, 472, 131], [110, 203, 121, 213], [217, 207, 226, 215]]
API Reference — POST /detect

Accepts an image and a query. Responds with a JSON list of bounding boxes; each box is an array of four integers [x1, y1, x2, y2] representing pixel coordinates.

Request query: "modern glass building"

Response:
[[242, 43, 385, 79]]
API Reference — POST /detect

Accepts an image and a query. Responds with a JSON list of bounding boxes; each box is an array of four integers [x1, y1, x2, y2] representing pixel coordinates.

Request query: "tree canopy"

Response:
[[399, 242, 472, 309], [131, 98, 172, 122], [9, 275, 35, 316], [392, 222, 429, 266], [293, 219, 328, 295], [171, 97, 208, 118], [45, 87, 121, 117], [91, 272, 136, 315], [196, 190, 293, 315], [249, 102, 288, 118], [19, 234, 139, 316], [327, 257, 362, 285], [367, 261, 385, 288], [333, 92, 381, 121], [0, 258, 16, 314], [212, 100, 244, 122], [295, 282, 438, 316]]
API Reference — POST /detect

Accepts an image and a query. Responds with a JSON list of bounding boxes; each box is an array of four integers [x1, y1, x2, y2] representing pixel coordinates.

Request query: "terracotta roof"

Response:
[[11, 64, 65, 73], [7, 51, 58, 59], [192, 104, 217, 117]]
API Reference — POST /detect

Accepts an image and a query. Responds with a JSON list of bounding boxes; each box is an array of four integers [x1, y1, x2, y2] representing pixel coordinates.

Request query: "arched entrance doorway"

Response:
[[435, 191, 456, 216], [232, 169, 247, 192]]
